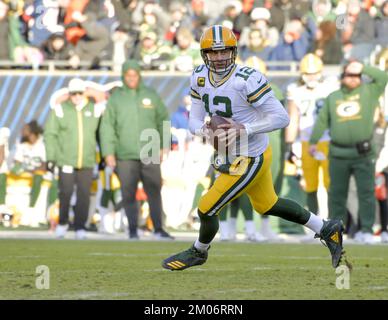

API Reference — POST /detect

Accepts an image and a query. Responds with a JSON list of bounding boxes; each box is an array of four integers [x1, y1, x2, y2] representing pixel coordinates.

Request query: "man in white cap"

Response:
[[44, 78, 105, 239]]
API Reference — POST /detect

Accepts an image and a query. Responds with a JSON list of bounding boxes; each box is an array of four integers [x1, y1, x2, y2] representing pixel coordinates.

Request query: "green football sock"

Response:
[[264, 197, 310, 224], [198, 210, 219, 244], [218, 204, 228, 221], [30, 174, 43, 207], [306, 191, 318, 214], [239, 194, 253, 220], [47, 179, 58, 206]]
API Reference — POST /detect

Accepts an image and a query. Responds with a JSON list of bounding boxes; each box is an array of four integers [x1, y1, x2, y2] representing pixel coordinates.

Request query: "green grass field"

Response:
[[0, 239, 387, 300]]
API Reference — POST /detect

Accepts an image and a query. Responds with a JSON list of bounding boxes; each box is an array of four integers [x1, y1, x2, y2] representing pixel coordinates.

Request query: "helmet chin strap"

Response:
[[305, 81, 319, 89]]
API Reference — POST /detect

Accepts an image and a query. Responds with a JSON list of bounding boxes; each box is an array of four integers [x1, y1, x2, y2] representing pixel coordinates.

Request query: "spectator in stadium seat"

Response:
[[99, 59, 173, 240], [374, 0, 388, 47], [184, 0, 209, 42], [131, 31, 171, 70], [44, 78, 106, 240], [269, 16, 316, 65], [305, 0, 336, 26], [309, 61, 388, 244], [211, 1, 241, 32], [41, 33, 73, 62], [267, 0, 286, 34], [27, 0, 66, 48], [135, 1, 170, 41], [310, 21, 343, 64], [170, 27, 201, 72], [164, 1, 188, 43], [63, 0, 89, 45], [67, 11, 110, 69], [111, 0, 138, 34], [239, 7, 279, 48], [233, 0, 255, 36], [267, 0, 311, 33], [239, 28, 273, 61], [341, 0, 376, 61], [0, 0, 43, 66]]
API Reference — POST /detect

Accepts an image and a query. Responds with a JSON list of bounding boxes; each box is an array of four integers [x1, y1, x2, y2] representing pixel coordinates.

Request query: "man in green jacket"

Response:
[[44, 78, 105, 240], [309, 61, 388, 244], [99, 59, 173, 240]]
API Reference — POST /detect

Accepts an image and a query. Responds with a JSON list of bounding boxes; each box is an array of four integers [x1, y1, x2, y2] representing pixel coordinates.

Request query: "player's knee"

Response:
[[197, 209, 217, 221], [259, 198, 279, 216]]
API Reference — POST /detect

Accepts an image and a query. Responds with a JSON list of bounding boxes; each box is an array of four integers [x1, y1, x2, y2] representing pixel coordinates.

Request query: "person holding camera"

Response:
[[309, 61, 388, 243]]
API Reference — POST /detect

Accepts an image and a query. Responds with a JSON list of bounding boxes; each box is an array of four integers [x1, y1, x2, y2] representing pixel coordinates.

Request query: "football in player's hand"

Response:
[[208, 115, 231, 152]]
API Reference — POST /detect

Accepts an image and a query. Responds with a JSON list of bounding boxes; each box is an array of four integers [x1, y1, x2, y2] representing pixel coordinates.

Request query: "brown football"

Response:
[[208, 115, 231, 152]]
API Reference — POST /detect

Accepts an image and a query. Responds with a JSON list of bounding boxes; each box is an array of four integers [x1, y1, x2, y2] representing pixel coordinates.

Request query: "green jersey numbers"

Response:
[[202, 94, 233, 118], [235, 66, 256, 81], [214, 96, 232, 118]]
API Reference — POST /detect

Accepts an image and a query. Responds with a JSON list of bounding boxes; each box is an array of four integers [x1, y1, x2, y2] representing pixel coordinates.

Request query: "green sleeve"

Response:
[[309, 97, 330, 144], [362, 65, 388, 97], [154, 92, 170, 149], [99, 99, 117, 157], [43, 111, 60, 162]]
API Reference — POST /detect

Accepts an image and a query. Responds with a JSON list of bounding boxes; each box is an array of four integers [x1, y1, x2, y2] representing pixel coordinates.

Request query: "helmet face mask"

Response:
[[302, 72, 322, 89], [200, 25, 237, 74], [201, 47, 237, 74]]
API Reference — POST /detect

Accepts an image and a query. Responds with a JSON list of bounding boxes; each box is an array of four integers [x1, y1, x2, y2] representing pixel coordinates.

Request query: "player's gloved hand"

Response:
[[46, 161, 56, 173]]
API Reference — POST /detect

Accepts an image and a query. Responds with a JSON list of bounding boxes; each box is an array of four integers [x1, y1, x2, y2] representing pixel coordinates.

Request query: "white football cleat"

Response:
[[353, 231, 364, 243], [381, 231, 388, 243], [75, 229, 87, 240], [219, 221, 231, 241], [55, 224, 68, 239], [246, 232, 267, 243], [362, 232, 375, 245]]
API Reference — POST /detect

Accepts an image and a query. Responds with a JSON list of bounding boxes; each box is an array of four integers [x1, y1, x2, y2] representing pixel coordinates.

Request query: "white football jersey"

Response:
[[287, 77, 339, 142], [13, 136, 46, 171], [190, 64, 283, 157]]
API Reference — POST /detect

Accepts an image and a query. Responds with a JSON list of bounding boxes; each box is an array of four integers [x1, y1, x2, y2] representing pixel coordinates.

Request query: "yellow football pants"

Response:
[[301, 140, 330, 192], [198, 146, 278, 216]]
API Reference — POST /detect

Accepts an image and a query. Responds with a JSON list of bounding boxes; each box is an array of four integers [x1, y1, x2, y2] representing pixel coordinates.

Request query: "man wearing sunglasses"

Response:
[[44, 78, 105, 240], [309, 61, 388, 244]]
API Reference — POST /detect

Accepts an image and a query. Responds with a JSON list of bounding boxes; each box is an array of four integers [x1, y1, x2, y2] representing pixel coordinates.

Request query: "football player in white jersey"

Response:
[[286, 54, 339, 218], [162, 25, 345, 271], [12, 121, 47, 210]]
